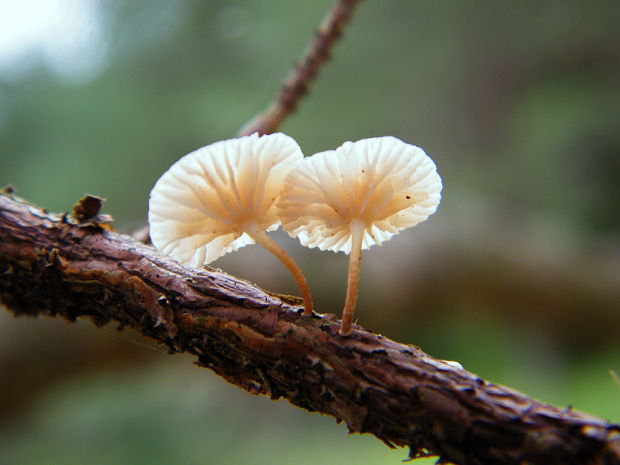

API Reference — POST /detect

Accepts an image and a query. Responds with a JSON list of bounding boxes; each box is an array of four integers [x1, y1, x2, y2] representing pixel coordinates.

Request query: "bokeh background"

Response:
[[1, 1, 619, 464]]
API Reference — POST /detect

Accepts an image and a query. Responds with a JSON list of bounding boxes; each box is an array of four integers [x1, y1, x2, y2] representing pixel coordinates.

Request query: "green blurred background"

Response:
[[1, 1, 619, 464]]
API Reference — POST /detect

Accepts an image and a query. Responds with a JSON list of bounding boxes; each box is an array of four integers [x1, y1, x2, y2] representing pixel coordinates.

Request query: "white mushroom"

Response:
[[149, 132, 313, 314], [277, 136, 442, 335]]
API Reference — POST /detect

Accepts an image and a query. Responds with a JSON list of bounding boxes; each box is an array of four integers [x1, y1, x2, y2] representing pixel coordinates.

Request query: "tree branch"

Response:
[[238, 0, 360, 136], [1, 193, 619, 465]]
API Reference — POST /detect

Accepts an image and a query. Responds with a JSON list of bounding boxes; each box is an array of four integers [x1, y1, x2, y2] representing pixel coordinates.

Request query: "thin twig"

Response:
[[2, 193, 620, 465], [238, 0, 361, 136]]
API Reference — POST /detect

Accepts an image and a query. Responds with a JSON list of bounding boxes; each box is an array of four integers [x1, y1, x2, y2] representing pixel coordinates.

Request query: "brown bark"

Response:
[[1, 193, 619, 465]]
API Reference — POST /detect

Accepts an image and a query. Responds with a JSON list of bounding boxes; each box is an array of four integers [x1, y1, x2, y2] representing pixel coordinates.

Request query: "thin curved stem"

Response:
[[340, 220, 365, 336], [244, 222, 313, 316]]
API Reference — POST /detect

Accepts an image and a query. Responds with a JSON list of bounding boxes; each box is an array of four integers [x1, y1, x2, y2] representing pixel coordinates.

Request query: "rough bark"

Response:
[[1, 193, 619, 465]]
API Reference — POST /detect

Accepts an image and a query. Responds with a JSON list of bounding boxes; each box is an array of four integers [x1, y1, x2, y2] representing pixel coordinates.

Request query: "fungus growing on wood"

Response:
[[277, 136, 441, 335], [148, 133, 314, 315]]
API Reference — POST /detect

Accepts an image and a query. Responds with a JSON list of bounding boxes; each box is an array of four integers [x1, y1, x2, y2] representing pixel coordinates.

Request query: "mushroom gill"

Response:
[[277, 136, 441, 334], [149, 132, 314, 315]]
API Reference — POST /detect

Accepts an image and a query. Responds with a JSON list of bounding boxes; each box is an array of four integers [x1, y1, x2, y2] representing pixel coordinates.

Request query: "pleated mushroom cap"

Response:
[[277, 136, 442, 253], [149, 133, 303, 267]]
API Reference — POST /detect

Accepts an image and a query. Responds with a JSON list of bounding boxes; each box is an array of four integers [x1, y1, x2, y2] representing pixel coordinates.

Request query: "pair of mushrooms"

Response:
[[148, 133, 442, 335]]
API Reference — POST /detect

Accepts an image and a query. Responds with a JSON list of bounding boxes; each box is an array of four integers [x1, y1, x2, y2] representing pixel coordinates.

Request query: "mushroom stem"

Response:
[[340, 219, 365, 336], [243, 222, 314, 316]]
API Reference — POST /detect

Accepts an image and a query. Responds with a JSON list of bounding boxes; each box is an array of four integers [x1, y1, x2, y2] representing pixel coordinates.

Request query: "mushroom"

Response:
[[277, 136, 442, 335], [148, 132, 313, 315]]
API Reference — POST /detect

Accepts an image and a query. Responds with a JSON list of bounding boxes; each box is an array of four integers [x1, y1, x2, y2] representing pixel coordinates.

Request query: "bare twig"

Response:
[[238, 0, 361, 136], [1, 193, 619, 465]]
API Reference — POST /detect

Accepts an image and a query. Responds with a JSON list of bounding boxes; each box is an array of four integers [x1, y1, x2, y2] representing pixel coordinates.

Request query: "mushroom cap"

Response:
[[277, 136, 442, 253], [148, 133, 303, 267]]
